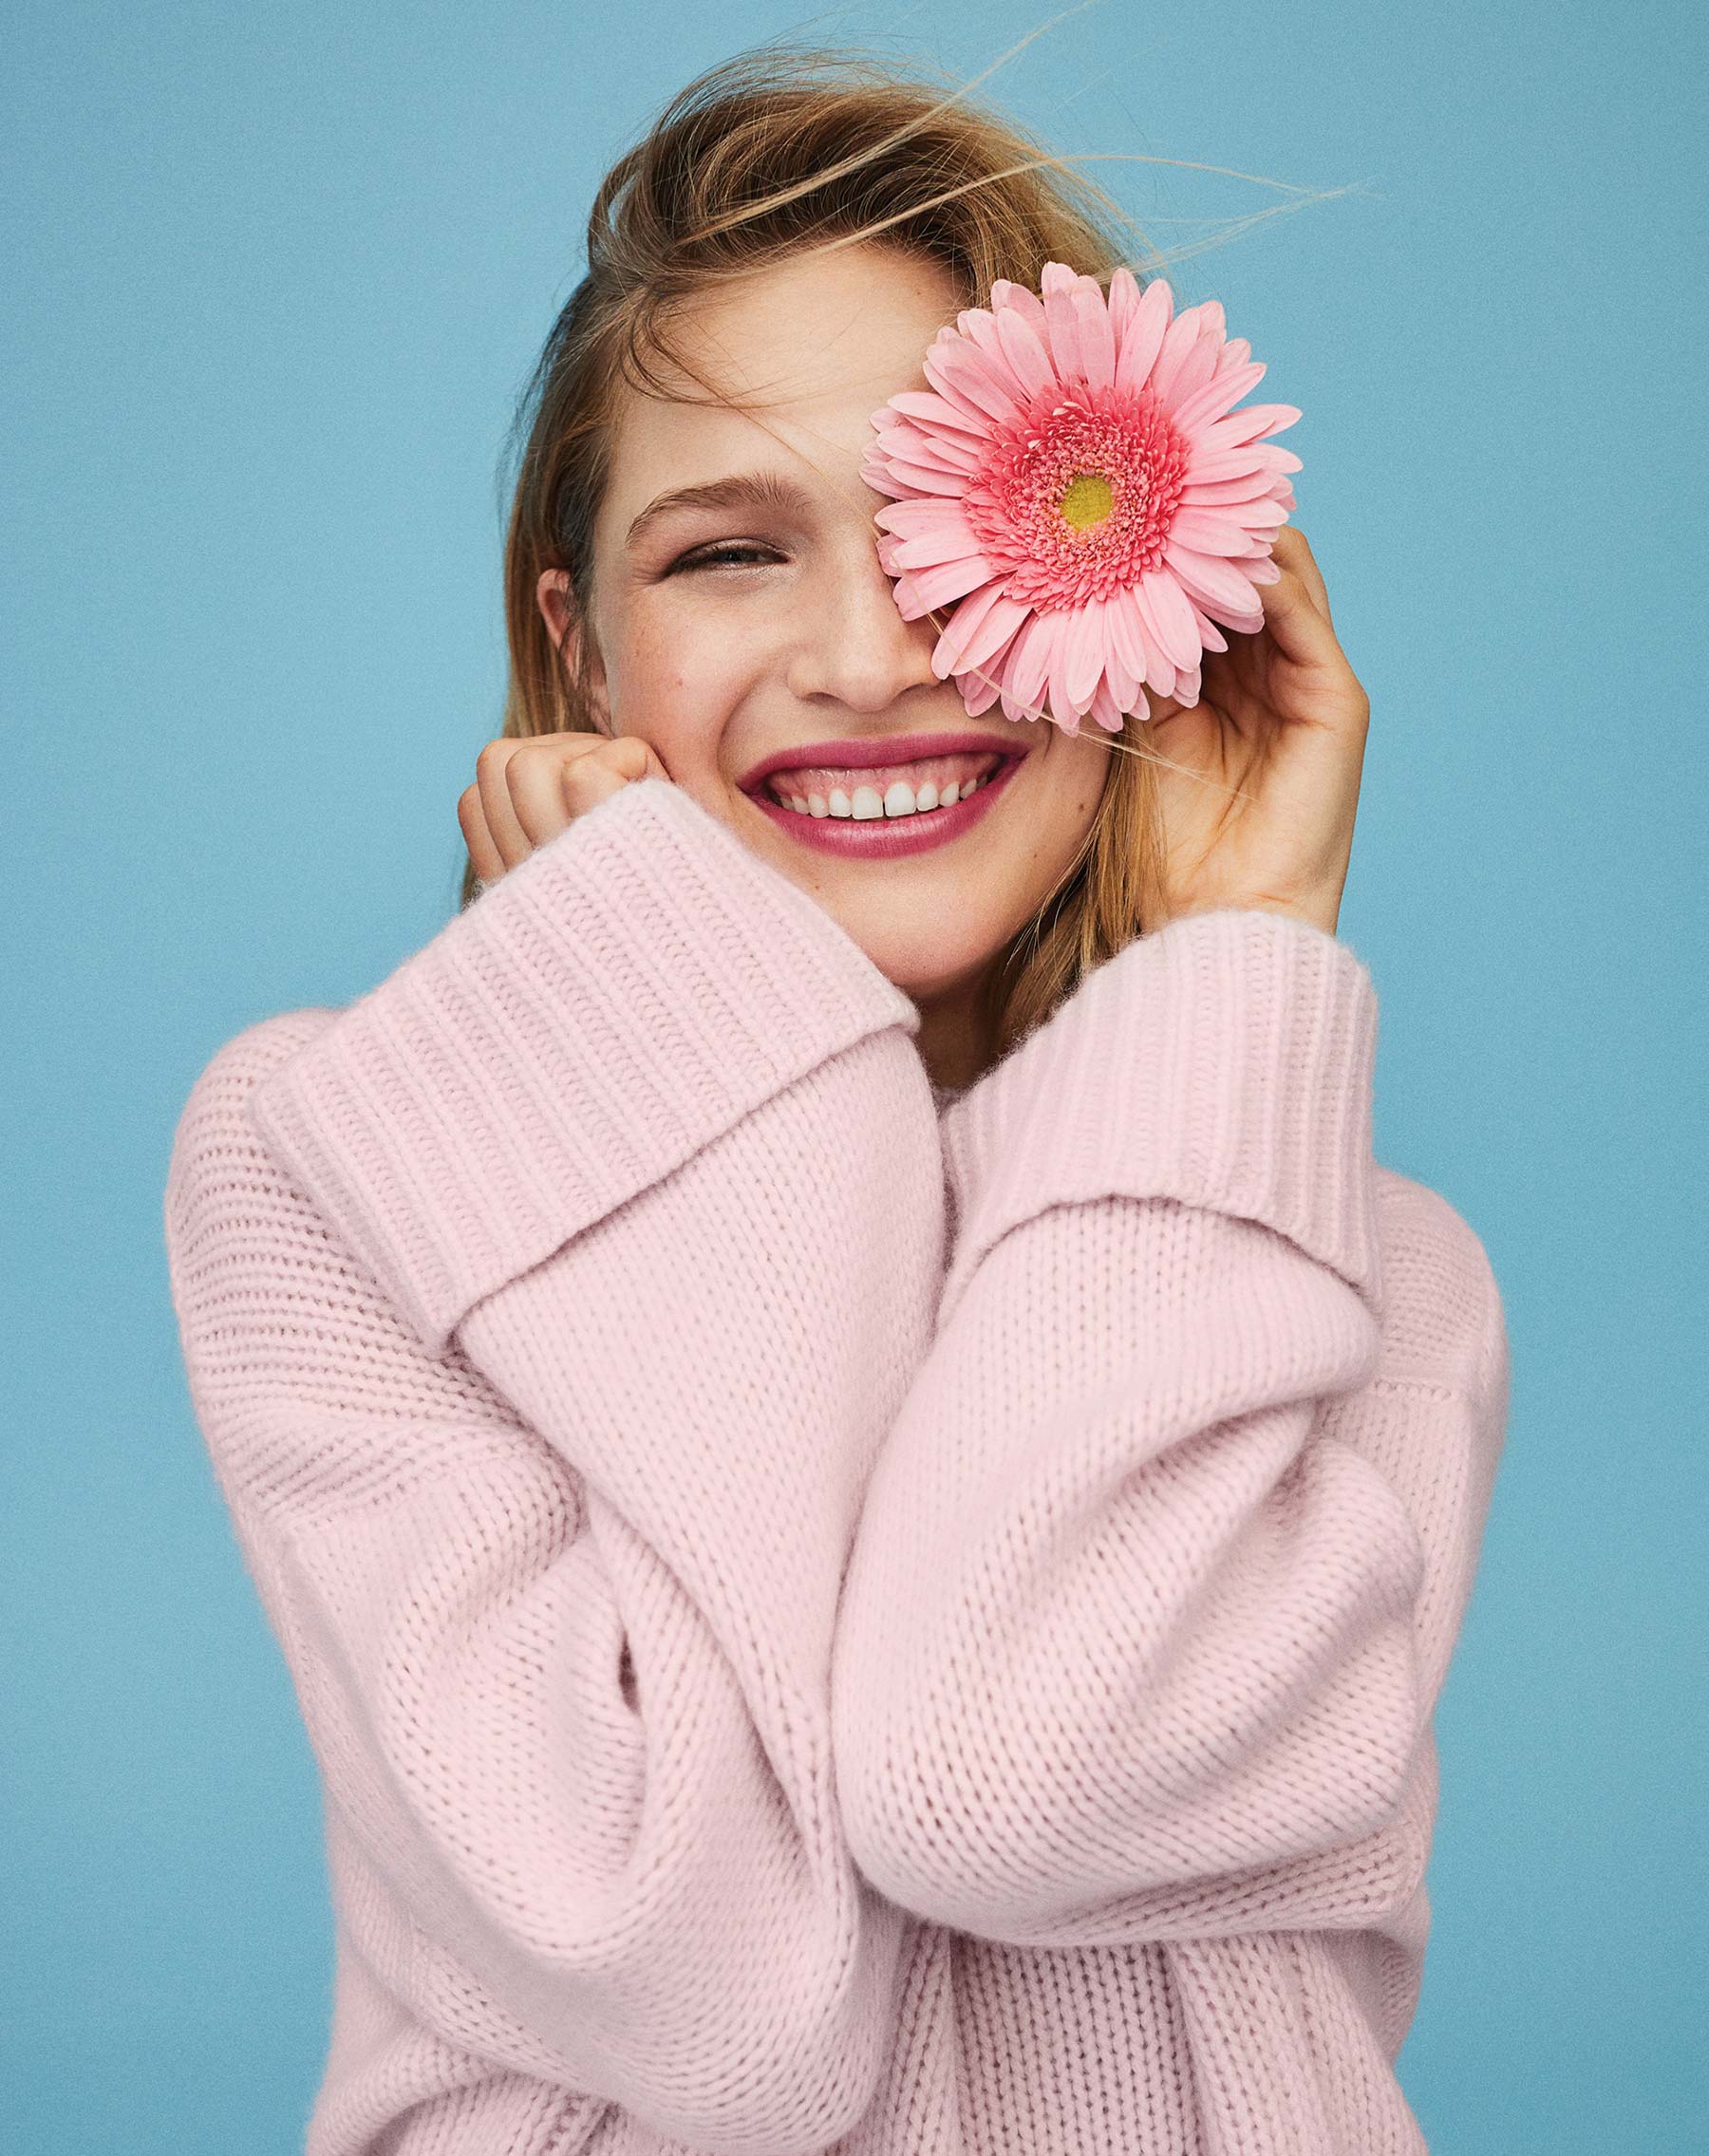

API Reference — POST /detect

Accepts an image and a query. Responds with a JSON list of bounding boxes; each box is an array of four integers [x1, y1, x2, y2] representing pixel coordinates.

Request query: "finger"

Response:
[[457, 785, 505, 885], [1270, 524, 1332, 625], [560, 734, 666, 816], [473, 738, 535, 869], [1252, 555, 1346, 676], [504, 736, 603, 849]]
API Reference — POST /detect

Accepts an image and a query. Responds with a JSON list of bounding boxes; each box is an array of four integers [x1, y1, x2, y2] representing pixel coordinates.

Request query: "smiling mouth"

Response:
[[753, 749, 1009, 819], [743, 746, 1027, 858]]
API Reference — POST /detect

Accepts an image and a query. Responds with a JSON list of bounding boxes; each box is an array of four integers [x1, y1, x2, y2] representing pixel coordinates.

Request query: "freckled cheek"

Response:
[[615, 625, 755, 760]]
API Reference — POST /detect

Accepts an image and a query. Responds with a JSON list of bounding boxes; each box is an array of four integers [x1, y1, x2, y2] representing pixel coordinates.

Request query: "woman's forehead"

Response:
[[634, 245, 959, 412], [597, 249, 960, 524]]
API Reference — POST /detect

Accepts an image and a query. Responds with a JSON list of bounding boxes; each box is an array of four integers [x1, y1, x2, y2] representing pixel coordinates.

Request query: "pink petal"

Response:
[[879, 506, 986, 565], [989, 278, 1051, 339], [1244, 554, 1283, 586], [1231, 497, 1289, 532], [882, 389, 991, 440], [919, 341, 1005, 428], [959, 668, 1003, 716], [1001, 607, 1058, 712], [1100, 628, 1142, 711], [1162, 538, 1261, 616], [929, 581, 1005, 677], [1158, 324, 1222, 417], [1190, 604, 1230, 654], [1106, 265, 1141, 346], [1169, 357, 1268, 436], [893, 423, 983, 471], [1120, 582, 1172, 689], [873, 497, 967, 535], [860, 460, 911, 502], [1168, 507, 1256, 556], [1196, 402, 1303, 451], [1183, 442, 1300, 484], [993, 306, 1058, 400], [1088, 675, 1127, 733], [1073, 281, 1117, 392], [1147, 304, 1211, 406], [873, 428, 978, 477], [875, 459, 967, 498], [1063, 598, 1108, 709], [1104, 588, 1152, 694], [933, 584, 1027, 678], [892, 534, 986, 577], [898, 553, 1001, 612], [1179, 468, 1283, 507], [952, 590, 1032, 677], [1114, 275, 1173, 396], [1046, 617, 1083, 725], [1213, 336, 1251, 376], [1130, 582, 1181, 696], [1042, 271, 1088, 385], [924, 337, 1021, 424], [1138, 567, 1203, 672], [960, 309, 1033, 408]]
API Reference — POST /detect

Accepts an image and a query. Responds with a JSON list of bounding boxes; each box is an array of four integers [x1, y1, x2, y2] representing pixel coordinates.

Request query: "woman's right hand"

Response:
[[459, 730, 672, 890]]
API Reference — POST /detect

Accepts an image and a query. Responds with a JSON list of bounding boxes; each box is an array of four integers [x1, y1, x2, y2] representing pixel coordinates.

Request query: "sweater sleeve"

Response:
[[830, 906, 1511, 1950], [163, 777, 948, 2156]]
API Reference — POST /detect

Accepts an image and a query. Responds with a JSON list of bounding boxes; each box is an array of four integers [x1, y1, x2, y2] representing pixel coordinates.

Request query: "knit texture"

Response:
[[164, 775, 1509, 2156]]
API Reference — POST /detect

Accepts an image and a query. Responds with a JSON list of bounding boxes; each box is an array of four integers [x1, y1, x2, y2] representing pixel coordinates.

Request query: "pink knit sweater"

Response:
[[164, 775, 1509, 2156]]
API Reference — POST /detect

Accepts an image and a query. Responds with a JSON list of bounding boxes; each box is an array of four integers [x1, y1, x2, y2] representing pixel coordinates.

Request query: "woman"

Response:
[[165, 46, 1510, 2156]]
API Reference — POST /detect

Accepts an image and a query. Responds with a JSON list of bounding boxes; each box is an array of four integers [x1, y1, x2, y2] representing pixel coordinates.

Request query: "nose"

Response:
[[784, 533, 944, 714]]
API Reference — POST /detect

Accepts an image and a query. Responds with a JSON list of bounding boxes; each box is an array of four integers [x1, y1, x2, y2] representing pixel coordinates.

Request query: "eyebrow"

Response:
[[624, 470, 816, 552]]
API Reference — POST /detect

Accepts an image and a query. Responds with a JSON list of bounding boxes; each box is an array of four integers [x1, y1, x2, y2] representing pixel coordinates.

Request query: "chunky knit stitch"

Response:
[[163, 775, 1509, 2156]]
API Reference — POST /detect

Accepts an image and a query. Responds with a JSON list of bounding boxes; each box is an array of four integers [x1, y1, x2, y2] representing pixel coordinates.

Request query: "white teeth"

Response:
[[778, 772, 986, 818]]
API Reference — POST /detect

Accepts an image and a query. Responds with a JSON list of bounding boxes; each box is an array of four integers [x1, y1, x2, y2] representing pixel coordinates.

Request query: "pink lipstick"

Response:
[[743, 749, 1026, 859]]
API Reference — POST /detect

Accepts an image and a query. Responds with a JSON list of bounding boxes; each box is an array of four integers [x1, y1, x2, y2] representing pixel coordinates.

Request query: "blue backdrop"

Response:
[[5, 2, 1704, 2149]]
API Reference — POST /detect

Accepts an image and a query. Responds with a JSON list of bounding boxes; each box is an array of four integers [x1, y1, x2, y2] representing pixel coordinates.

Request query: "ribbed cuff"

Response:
[[940, 906, 1383, 1322], [246, 778, 923, 1358]]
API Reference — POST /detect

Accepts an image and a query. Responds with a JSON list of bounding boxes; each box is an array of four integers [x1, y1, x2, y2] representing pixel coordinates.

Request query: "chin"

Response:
[[845, 923, 998, 1006]]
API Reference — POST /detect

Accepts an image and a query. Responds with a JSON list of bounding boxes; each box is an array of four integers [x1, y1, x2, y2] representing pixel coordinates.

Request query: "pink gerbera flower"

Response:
[[862, 263, 1302, 735]]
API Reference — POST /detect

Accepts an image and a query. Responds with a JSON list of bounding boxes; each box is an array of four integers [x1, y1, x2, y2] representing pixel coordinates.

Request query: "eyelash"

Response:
[[667, 542, 782, 575]]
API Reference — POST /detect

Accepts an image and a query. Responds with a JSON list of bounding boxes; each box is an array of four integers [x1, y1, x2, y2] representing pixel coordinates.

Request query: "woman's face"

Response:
[[536, 241, 1112, 1046]]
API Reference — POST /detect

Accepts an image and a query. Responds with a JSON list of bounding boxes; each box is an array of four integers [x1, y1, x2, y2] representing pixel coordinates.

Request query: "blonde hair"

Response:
[[469, 38, 1287, 1065]]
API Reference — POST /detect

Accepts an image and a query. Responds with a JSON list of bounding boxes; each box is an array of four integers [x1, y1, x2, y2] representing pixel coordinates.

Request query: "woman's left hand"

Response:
[[1142, 525, 1369, 939]]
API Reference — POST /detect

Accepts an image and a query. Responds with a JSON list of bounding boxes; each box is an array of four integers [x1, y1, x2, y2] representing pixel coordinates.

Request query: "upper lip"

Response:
[[738, 728, 1030, 795]]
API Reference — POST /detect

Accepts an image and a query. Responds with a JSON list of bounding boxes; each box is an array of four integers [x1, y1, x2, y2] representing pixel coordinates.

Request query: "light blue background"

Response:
[[6, 2, 1704, 2149]]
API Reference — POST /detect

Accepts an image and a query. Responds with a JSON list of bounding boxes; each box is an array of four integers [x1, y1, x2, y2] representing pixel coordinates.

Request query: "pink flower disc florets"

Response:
[[965, 389, 1190, 611]]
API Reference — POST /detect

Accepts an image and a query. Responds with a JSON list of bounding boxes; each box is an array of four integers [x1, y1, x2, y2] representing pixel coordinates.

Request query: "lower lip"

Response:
[[744, 756, 1025, 858]]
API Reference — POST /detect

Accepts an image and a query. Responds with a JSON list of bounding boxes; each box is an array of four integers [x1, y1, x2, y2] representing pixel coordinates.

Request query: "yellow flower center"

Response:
[[1058, 471, 1115, 532]]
